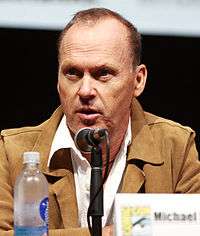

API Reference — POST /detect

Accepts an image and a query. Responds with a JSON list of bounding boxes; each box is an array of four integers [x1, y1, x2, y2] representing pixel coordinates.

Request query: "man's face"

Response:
[[58, 18, 140, 136]]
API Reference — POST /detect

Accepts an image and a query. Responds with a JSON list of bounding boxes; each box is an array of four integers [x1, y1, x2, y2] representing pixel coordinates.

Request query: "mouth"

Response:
[[76, 107, 102, 120]]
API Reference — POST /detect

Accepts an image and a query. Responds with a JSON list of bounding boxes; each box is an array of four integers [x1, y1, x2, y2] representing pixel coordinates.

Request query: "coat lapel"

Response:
[[120, 99, 164, 193], [31, 107, 79, 228], [120, 164, 145, 193], [46, 149, 79, 228]]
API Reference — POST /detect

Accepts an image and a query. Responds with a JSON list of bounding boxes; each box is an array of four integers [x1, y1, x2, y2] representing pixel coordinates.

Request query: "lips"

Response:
[[76, 107, 102, 120]]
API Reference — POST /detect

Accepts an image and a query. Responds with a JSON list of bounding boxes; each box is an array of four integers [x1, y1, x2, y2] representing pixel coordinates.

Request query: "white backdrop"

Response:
[[0, 0, 200, 36]]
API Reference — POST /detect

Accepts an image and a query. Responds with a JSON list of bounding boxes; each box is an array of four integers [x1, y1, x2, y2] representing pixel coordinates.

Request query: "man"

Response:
[[0, 7, 200, 236]]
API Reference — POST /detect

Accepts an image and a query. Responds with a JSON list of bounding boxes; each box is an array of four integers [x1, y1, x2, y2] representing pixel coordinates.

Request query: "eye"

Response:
[[93, 67, 115, 81], [63, 67, 83, 80], [98, 68, 110, 76]]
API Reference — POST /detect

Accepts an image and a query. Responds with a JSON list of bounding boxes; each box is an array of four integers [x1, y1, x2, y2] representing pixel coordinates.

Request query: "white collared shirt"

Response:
[[48, 115, 132, 227]]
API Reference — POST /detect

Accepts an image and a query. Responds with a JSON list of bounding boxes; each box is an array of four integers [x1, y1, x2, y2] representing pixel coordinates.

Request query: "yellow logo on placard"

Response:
[[121, 206, 152, 236]]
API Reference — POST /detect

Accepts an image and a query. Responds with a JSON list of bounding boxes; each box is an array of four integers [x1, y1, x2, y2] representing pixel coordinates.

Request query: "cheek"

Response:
[[58, 78, 69, 96], [58, 78, 76, 100], [58, 79, 75, 111], [101, 92, 132, 127], [111, 93, 132, 113], [105, 80, 134, 111]]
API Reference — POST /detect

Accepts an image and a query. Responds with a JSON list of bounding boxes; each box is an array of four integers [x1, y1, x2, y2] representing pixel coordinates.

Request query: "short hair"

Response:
[[58, 8, 142, 66]]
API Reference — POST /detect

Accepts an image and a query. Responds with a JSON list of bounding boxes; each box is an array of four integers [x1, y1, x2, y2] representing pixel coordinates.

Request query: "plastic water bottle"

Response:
[[14, 152, 48, 236]]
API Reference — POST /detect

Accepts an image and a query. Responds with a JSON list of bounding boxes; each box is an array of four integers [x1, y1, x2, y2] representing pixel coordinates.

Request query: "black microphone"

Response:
[[74, 128, 107, 153]]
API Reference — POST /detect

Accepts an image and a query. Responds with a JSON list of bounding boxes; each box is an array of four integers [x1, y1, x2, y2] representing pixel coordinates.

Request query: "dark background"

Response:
[[0, 28, 199, 153]]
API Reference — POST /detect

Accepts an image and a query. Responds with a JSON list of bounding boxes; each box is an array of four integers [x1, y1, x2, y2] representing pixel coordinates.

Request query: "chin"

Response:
[[70, 117, 112, 134], [81, 119, 96, 126]]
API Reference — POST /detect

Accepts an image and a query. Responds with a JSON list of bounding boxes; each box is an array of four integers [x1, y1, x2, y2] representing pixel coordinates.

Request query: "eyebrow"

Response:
[[91, 64, 118, 72], [60, 61, 119, 73], [60, 61, 79, 69]]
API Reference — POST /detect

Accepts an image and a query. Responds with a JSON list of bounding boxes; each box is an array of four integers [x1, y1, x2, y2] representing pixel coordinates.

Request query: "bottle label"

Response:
[[14, 225, 48, 236], [14, 197, 49, 235], [39, 197, 49, 225]]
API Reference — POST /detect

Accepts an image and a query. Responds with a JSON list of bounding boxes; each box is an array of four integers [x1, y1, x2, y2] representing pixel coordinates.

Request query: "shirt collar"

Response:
[[47, 115, 83, 167], [48, 115, 132, 167]]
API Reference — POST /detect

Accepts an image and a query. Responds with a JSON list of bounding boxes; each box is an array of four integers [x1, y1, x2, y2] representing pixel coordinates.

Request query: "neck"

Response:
[[108, 120, 129, 164]]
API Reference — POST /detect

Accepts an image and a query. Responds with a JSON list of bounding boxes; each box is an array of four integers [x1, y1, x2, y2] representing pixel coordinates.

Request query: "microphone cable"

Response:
[[87, 129, 110, 235]]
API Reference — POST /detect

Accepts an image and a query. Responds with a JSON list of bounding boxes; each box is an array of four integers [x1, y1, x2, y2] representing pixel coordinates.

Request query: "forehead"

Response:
[[59, 18, 131, 65]]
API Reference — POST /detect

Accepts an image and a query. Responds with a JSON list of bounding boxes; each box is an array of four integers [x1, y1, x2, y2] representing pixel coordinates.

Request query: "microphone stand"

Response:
[[88, 145, 103, 236]]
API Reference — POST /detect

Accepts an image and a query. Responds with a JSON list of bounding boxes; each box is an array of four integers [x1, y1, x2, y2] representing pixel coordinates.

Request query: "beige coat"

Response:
[[0, 99, 200, 236]]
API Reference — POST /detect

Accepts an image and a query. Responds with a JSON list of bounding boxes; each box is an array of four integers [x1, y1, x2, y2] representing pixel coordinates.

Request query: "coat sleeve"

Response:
[[174, 131, 200, 193], [0, 137, 13, 232], [0, 137, 92, 236]]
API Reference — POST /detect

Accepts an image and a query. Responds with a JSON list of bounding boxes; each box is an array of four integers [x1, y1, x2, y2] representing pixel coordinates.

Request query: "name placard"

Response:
[[114, 193, 200, 236]]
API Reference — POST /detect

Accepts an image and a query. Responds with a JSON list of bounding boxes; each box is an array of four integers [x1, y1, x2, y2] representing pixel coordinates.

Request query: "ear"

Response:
[[133, 64, 147, 97]]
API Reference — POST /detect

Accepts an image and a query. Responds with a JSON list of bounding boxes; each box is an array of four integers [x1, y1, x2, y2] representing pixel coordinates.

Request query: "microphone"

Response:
[[74, 128, 108, 153], [75, 128, 110, 235]]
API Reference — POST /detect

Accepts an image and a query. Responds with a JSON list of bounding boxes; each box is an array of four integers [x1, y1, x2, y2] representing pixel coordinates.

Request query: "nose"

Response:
[[77, 74, 96, 101]]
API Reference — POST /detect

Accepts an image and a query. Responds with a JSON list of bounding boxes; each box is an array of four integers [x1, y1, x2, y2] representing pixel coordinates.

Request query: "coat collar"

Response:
[[32, 106, 68, 176], [128, 99, 163, 165]]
